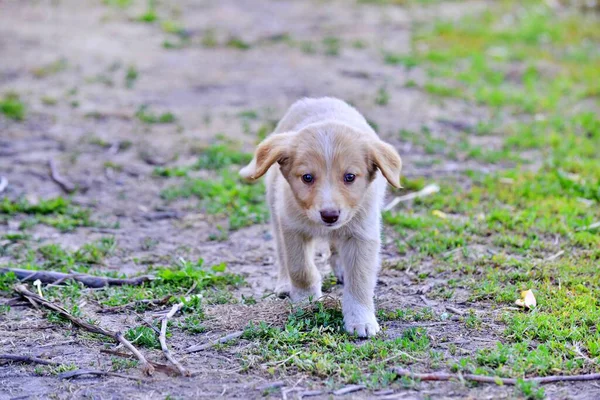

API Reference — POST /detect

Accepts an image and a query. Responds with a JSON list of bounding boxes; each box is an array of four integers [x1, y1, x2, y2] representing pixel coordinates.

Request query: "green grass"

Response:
[[135, 105, 176, 124], [32, 58, 68, 78], [399, 2, 600, 113], [1, 93, 25, 121], [374, 0, 600, 387], [125, 325, 160, 349], [125, 65, 138, 88], [226, 36, 251, 50], [161, 172, 268, 230], [156, 141, 265, 230], [242, 301, 430, 388], [0, 197, 96, 232]]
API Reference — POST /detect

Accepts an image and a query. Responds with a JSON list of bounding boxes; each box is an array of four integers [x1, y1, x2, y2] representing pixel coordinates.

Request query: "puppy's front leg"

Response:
[[338, 237, 381, 338], [282, 230, 322, 302]]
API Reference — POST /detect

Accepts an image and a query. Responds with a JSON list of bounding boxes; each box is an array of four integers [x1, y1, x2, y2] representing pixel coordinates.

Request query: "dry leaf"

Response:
[[432, 210, 448, 219], [515, 289, 536, 309]]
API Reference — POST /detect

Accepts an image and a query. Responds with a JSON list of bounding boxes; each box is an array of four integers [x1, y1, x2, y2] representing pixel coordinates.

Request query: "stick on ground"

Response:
[[384, 184, 440, 211], [48, 159, 77, 193], [14, 284, 154, 375], [2, 268, 154, 288], [185, 331, 244, 353], [0, 354, 61, 366], [159, 303, 190, 376], [59, 369, 147, 381], [393, 368, 600, 385]]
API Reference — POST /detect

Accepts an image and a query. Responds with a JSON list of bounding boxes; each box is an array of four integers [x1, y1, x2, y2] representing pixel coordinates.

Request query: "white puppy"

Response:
[[240, 97, 402, 337]]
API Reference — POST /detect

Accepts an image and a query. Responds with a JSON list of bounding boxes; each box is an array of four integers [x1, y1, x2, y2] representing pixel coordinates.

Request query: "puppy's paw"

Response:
[[344, 315, 380, 338], [343, 295, 380, 338], [275, 280, 291, 299], [289, 284, 322, 303]]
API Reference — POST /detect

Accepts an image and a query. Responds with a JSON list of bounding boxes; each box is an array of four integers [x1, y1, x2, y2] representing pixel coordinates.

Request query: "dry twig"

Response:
[[0, 354, 61, 366], [185, 331, 244, 353], [393, 368, 600, 385], [384, 184, 440, 211], [59, 369, 146, 381], [14, 284, 154, 375], [2, 267, 154, 288], [48, 159, 77, 193], [159, 303, 190, 376], [332, 385, 365, 395]]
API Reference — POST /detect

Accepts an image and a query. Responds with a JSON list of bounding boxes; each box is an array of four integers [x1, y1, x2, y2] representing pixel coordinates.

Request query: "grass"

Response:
[[242, 301, 431, 388], [125, 65, 138, 88], [0, 93, 25, 121], [157, 141, 265, 230], [135, 105, 176, 124], [373, 0, 600, 388], [0, 197, 96, 232]]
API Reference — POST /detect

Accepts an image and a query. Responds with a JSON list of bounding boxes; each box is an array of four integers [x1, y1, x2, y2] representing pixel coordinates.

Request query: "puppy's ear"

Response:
[[369, 140, 403, 189], [240, 132, 295, 181]]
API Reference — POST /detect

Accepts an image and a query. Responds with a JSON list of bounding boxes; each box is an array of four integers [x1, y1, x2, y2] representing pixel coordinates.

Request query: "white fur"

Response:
[[246, 97, 396, 338]]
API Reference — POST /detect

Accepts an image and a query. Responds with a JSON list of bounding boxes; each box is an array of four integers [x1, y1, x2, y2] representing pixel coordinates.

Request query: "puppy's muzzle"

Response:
[[320, 209, 340, 224]]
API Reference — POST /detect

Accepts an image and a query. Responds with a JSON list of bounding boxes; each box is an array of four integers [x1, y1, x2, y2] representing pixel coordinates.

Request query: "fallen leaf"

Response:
[[515, 289, 536, 309]]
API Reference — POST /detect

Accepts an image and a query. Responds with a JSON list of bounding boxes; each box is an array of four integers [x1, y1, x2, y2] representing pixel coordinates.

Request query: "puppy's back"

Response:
[[274, 97, 375, 136]]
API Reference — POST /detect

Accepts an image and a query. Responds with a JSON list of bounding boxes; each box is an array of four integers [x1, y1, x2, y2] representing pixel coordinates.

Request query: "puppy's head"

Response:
[[240, 123, 402, 228]]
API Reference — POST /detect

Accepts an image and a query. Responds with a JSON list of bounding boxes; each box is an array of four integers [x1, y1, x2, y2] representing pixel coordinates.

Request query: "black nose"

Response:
[[320, 209, 340, 224]]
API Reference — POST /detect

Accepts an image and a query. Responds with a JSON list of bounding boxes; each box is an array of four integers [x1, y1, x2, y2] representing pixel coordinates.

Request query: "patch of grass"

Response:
[[322, 36, 341, 56], [32, 58, 68, 78], [103, 0, 132, 8], [226, 36, 251, 50], [0, 93, 25, 121], [35, 238, 115, 271], [179, 315, 206, 334], [383, 52, 419, 68], [161, 172, 268, 230], [194, 143, 252, 170], [95, 258, 243, 308], [0, 197, 95, 232], [125, 326, 160, 349], [137, 1, 158, 23], [0, 271, 17, 292], [135, 105, 175, 124], [242, 301, 429, 388], [375, 87, 390, 106], [111, 357, 139, 371], [125, 65, 138, 88], [201, 29, 218, 48]]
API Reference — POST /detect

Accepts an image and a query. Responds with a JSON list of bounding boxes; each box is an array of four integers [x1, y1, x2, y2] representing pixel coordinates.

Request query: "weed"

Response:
[[226, 37, 251, 50], [136, 105, 175, 124], [0, 93, 25, 121], [125, 65, 138, 88], [125, 326, 160, 349], [375, 87, 390, 106]]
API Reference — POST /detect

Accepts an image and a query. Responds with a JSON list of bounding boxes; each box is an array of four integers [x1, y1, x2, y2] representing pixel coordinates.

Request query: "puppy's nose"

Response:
[[320, 209, 340, 224]]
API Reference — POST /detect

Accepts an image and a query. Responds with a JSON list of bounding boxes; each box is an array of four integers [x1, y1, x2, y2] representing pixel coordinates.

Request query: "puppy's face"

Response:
[[240, 123, 402, 228]]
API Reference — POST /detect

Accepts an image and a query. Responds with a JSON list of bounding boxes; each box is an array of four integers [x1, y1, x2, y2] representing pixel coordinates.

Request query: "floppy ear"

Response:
[[239, 132, 295, 181], [369, 140, 403, 189]]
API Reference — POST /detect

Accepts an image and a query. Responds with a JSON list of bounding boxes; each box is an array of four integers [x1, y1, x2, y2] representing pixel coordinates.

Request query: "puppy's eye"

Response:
[[344, 173, 356, 183], [302, 174, 314, 184]]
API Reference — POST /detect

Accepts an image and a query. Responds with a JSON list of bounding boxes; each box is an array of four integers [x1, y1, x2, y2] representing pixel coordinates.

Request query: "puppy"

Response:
[[240, 97, 402, 337]]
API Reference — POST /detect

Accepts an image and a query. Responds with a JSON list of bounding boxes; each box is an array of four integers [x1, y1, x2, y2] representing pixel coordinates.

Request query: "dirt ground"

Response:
[[1, 0, 598, 399]]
